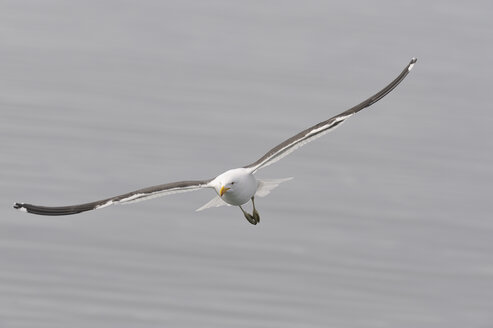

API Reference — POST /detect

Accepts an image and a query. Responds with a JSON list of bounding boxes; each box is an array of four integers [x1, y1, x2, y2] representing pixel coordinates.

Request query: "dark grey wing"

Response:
[[244, 58, 417, 173], [14, 179, 212, 216]]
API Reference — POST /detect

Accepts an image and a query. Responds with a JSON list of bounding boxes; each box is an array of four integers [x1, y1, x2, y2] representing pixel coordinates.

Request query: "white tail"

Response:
[[196, 195, 229, 212], [255, 177, 293, 197]]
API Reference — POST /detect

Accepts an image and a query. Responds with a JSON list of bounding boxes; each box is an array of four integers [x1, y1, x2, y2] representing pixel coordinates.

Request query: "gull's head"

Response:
[[219, 181, 235, 197], [212, 168, 253, 199]]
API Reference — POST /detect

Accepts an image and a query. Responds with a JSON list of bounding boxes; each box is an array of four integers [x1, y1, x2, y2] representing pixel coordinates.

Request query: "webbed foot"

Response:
[[251, 197, 260, 223], [243, 212, 258, 225], [240, 205, 258, 225], [252, 208, 260, 223]]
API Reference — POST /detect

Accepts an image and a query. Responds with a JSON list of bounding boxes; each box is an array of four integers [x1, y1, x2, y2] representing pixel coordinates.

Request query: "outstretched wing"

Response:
[[14, 179, 212, 216], [244, 58, 417, 173]]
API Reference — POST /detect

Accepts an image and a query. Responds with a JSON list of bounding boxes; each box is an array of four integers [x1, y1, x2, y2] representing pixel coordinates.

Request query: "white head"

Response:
[[211, 168, 257, 206], [212, 168, 243, 196]]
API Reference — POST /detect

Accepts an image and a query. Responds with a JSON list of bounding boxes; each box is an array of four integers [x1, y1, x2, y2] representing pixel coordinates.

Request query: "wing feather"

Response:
[[14, 179, 212, 216], [244, 58, 417, 173]]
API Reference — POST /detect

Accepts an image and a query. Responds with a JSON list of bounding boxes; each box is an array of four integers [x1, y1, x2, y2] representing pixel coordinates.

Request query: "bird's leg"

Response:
[[251, 197, 260, 223], [239, 205, 257, 225]]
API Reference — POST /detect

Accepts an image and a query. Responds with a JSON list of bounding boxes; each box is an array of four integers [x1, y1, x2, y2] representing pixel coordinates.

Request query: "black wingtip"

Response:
[[407, 57, 417, 72], [12, 200, 108, 216], [13, 202, 27, 212]]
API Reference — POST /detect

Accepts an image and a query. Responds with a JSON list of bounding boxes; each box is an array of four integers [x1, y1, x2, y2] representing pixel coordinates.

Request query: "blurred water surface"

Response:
[[1, 1, 492, 327]]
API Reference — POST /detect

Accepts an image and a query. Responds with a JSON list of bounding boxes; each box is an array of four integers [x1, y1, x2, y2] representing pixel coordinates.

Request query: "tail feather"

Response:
[[195, 196, 229, 212], [255, 177, 293, 198]]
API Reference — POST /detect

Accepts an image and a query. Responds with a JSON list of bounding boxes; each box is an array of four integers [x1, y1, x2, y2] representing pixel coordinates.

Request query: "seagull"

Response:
[[14, 58, 417, 225]]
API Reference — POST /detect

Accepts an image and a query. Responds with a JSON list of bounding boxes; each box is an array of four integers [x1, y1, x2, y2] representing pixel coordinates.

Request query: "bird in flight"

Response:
[[14, 58, 417, 225]]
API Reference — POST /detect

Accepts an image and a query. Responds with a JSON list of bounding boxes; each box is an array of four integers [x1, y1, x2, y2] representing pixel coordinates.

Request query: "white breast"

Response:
[[212, 168, 258, 206]]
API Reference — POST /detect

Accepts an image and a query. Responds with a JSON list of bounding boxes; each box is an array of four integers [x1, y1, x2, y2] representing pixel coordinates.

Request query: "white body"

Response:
[[210, 168, 257, 206]]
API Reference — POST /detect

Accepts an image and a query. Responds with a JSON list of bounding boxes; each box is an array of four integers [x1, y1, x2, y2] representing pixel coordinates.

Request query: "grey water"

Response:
[[1, 1, 492, 327]]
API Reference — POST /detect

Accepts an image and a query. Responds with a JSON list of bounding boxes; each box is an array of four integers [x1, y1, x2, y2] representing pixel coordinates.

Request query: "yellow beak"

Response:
[[219, 186, 230, 197]]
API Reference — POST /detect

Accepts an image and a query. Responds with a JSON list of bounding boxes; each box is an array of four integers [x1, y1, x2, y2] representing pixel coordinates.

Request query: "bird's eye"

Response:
[[231, 182, 235, 185]]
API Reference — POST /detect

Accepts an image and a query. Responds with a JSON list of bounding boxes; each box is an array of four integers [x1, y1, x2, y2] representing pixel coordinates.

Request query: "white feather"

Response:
[[255, 177, 293, 197], [196, 196, 229, 211], [251, 117, 349, 173], [196, 177, 293, 211]]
